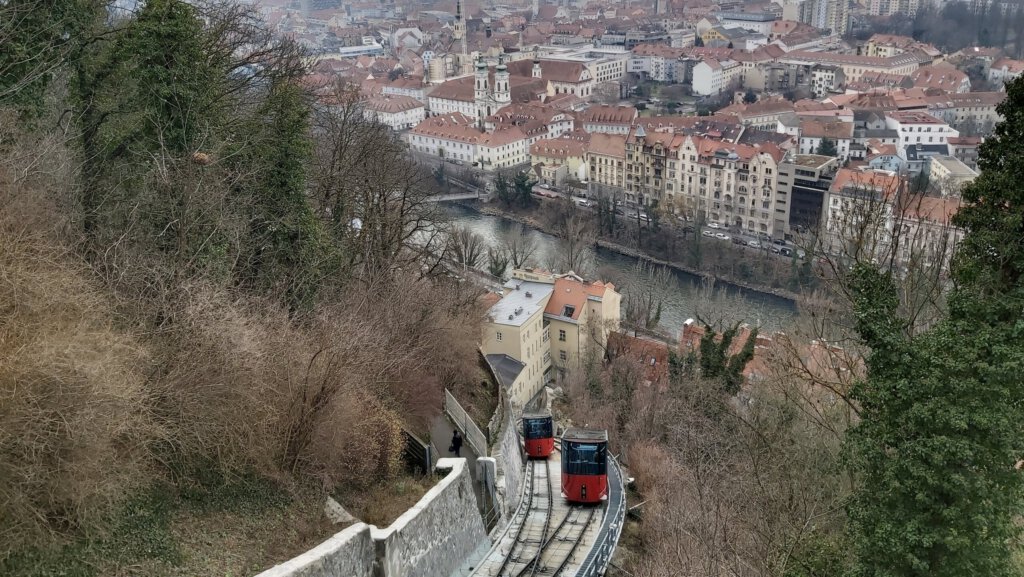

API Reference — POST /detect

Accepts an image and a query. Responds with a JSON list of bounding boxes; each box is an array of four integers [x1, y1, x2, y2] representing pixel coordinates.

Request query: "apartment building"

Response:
[[579, 105, 638, 134], [718, 97, 797, 130], [587, 133, 628, 197], [824, 167, 962, 269], [628, 43, 686, 82], [406, 112, 531, 169], [480, 270, 622, 408], [928, 155, 977, 197], [797, 118, 854, 160], [884, 110, 959, 151], [624, 126, 788, 237], [530, 135, 589, 186], [777, 154, 840, 233], [362, 95, 425, 130], [823, 168, 902, 258], [692, 57, 743, 95], [780, 51, 919, 83], [481, 280, 554, 409], [988, 57, 1024, 87]]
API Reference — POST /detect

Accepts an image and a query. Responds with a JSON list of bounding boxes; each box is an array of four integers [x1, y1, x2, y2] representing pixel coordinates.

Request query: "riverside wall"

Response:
[[254, 459, 486, 577]]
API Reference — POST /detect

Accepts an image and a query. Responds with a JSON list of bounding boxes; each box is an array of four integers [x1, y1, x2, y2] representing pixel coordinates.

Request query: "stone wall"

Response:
[[373, 458, 487, 577], [496, 410, 524, 520], [255, 459, 487, 577], [255, 523, 374, 577]]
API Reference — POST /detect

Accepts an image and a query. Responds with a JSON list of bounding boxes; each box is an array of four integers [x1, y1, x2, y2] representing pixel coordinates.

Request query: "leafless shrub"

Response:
[[0, 230, 154, 553]]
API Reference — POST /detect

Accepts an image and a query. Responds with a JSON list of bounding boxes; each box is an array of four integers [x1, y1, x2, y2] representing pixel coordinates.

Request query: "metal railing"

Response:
[[444, 388, 489, 458], [401, 428, 433, 475], [576, 454, 627, 577]]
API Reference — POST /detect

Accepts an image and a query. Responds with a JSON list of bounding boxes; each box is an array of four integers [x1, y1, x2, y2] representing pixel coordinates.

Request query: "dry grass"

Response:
[[0, 230, 155, 553], [335, 474, 436, 528]]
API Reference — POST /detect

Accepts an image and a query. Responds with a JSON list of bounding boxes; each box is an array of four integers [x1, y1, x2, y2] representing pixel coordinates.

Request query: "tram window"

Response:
[[566, 443, 607, 475], [524, 418, 553, 439]]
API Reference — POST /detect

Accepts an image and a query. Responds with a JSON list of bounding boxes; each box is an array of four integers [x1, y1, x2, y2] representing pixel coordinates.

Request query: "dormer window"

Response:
[[563, 305, 576, 317]]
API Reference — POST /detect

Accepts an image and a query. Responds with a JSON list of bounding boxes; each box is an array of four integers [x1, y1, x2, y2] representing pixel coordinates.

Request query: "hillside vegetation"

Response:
[[0, 0, 481, 572], [564, 83, 1024, 577]]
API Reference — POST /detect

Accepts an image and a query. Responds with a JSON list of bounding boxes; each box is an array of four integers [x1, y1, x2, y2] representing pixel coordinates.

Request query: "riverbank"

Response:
[[468, 201, 802, 305]]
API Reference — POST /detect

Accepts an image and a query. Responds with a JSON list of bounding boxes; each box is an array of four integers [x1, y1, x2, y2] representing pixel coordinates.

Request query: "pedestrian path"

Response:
[[432, 414, 479, 485]]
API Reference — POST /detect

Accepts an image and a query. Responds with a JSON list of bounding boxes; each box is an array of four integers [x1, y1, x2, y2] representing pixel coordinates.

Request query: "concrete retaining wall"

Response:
[[255, 523, 374, 577], [255, 459, 486, 577], [372, 458, 487, 577]]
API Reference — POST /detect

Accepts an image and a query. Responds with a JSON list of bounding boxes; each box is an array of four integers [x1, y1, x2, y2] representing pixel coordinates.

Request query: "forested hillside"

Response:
[[0, 0, 482, 573]]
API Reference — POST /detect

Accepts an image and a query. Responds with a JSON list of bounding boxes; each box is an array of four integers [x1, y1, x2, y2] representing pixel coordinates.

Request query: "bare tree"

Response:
[[812, 171, 959, 338], [311, 83, 448, 282], [552, 201, 595, 274], [502, 225, 538, 269], [622, 260, 675, 334], [446, 225, 485, 269], [487, 245, 510, 279]]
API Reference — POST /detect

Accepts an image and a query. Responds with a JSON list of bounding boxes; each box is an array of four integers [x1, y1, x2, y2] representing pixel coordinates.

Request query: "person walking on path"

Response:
[[450, 430, 463, 458]]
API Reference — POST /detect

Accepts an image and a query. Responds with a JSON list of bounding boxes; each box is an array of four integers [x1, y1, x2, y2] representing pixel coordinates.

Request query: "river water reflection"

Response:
[[442, 203, 798, 335]]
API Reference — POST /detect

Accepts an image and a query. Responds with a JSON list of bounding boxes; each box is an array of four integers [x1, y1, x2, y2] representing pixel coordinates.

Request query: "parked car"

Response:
[[747, 240, 762, 249], [731, 236, 745, 245], [539, 183, 550, 189], [715, 233, 730, 241], [770, 246, 781, 254], [701, 230, 714, 238], [780, 247, 793, 257], [708, 222, 721, 229]]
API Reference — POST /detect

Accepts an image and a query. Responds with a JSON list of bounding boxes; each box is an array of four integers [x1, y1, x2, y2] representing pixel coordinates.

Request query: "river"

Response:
[[441, 203, 798, 336]]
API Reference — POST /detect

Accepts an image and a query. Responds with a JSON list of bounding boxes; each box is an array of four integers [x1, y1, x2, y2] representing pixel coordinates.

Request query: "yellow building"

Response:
[[482, 270, 621, 409], [586, 133, 627, 197], [529, 136, 589, 187]]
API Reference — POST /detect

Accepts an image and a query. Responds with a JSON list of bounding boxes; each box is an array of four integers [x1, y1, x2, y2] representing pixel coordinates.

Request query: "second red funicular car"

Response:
[[522, 411, 555, 458], [561, 428, 609, 503]]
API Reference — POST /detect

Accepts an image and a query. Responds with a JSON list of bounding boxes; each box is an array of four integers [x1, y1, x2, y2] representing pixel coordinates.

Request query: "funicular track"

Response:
[[474, 451, 603, 577]]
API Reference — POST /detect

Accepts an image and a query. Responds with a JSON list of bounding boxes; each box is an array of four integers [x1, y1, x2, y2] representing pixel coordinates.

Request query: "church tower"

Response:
[[494, 53, 511, 107], [454, 0, 468, 68], [474, 57, 489, 128]]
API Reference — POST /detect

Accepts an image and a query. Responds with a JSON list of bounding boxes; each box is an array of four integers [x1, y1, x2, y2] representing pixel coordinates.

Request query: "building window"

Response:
[[496, 331, 503, 341], [559, 350, 567, 361], [559, 329, 566, 341]]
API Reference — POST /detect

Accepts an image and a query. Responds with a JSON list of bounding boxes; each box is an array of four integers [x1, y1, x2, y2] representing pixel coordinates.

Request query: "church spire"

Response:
[[455, 0, 468, 58]]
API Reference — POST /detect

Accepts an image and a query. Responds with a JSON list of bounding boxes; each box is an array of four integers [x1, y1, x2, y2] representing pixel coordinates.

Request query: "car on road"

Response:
[[732, 236, 745, 245], [747, 240, 762, 249], [708, 222, 721, 229], [701, 230, 714, 238], [539, 183, 550, 189], [715, 232, 730, 241], [770, 245, 781, 254]]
